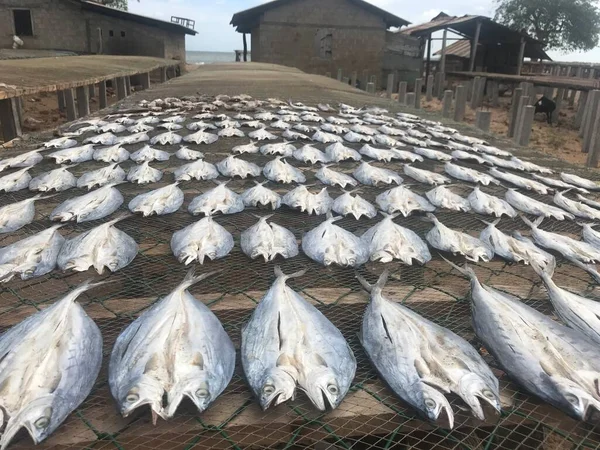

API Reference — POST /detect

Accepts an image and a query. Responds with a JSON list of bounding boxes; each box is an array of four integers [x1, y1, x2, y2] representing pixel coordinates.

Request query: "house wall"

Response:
[[382, 31, 422, 89], [251, 0, 386, 83], [0, 0, 187, 61]]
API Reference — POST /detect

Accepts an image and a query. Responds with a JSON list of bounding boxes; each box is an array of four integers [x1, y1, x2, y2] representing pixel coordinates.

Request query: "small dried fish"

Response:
[[325, 142, 361, 162], [292, 145, 329, 164], [241, 215, 298, 261], [263, 157, 306, 184], [171, 216, 234, 265], [29, 165, 77, 192], [0, 167, 31, 192], [44, 136, 78, 149], [426, 213, 493, 262], [468, 186, 516, 218], [93, 145, 130, 163], [489, 168, 550, 194], [50, 184, 124, 222], [77, 163, 126, 190], [553, 190, 600, 220], [426, 186, 470, 212], [353, 162, 403, 186], [282, 185, 333, 215], [505, 189, 574, 220], [358, 145, 396, 162], [315, 165, 357, 188], [241, 181, 282, 209], [445, 163, 498, 186], [217, 155, 261, 178], [249, 128, 278, 140], [0, 194, 52, 233], [48, 144, 95, 164], [312, 130, 343, 143], [129, 182, 184, 216], [175, 146, 203, 160], [376, 186, 435, 217], [84, 132, 118, 145], [188, 182, 244, 216], [232, 142, 260, 154], [130, 145, 170, 163], [0, 149, 43, 172], [531, 174, 589, 194], [560, 173, 600, 191], [576, 194, 600, 209], [412, 147, 452, 162], [403, 165, 450, 186], [174, 159, 219, 181], [115, 131, 150, 145], [260, 141, 295, 157], [128, 161, 163, 184]]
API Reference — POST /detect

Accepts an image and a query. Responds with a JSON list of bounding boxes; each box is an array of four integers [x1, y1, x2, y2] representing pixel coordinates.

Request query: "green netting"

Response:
[[1, 95, 600, 450]]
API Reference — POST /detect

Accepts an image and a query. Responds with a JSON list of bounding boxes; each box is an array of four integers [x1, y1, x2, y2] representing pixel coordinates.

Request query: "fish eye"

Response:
[[196, 388, 209, 398], [565, 394, 579, 405], [424, 398, 436, 409], [482, 389, 495, 399], [126, 393, 139, 403], [327, 384, 338, 395], [34, 417, 49, 429], [263, 384, 275, 395]]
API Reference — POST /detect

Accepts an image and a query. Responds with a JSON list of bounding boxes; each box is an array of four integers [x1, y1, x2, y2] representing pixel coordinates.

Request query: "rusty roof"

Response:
[[230, 0, 410, 33], [434, 38, 551, 61]]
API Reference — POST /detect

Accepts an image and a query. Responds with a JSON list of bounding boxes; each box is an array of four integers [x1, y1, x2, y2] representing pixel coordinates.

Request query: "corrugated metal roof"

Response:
[[401, 14, 479, 36], [230, 0, 410, 33], [434, 40, 472, 58]]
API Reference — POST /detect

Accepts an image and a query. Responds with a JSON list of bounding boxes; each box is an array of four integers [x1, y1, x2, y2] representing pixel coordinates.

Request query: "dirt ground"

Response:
[[419, 93, 586, 165]]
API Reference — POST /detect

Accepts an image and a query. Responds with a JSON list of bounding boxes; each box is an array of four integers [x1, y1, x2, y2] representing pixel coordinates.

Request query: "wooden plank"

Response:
[[0, 98, 22, 141]]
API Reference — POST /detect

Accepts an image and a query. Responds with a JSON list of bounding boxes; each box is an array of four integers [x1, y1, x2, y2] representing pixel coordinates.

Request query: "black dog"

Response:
[[534, 96, 556, 124]]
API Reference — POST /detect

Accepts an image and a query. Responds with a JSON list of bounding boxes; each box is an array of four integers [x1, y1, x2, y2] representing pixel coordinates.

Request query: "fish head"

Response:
[[0, 394, 56, 448], [259, 367, 296, 410], [302, 366, 342, 411], [553, 378, 600, 421], [458, 373, 501, 421], [165, 376, 214, 417], [120, 375, 166, 423], [418, 383, 454, 429], [178, 245, 200, 265]]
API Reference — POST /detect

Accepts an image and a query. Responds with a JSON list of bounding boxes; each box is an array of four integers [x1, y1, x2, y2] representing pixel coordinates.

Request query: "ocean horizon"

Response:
[[186, 50, 251, 64]]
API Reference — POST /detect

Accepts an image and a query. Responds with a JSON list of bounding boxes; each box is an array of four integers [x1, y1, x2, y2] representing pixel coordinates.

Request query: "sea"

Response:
[[186, 51, 251, 64]]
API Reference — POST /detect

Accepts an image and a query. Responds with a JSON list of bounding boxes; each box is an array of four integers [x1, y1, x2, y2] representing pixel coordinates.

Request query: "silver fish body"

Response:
[[57, 214, 137, 274], [0, 194, 50, 233], [241, 181, 281, 209], [532, 174, 589, 194], [390, 149, 423, 163], [93, 145, 130, 163], [43, 136, 78, 149], [171, 216, 234, 265], [403, 165, 450, 185], [489, 168, 550, 194], [188, 183, 244, 216], [47, 144, 95, 164], [109, 270, 235, 421], [174, 159, 219, 181], [127, 161, 163, 184], [511, 157, 553, 174], [376, 186, 435, 217], [50, 184, 124, 222], [77, 163, 126, 190], [0, 167, 31, 192], [241, 215, 298, 261], [445, 163, 498, 186], [217, 155, 261, 178], [282, 185, 333, 215], [218, 127, 245, 138], [175, 146, 204, 160], [260, 141, 295, 157], [0, 281, 102, 448], [130, 145, 170, 163], [358, 145, 396, 162], [576, 194, 600, 209], [29, 166, 77, 192], [426, 213, 493, 262], [359, 271, 500, 428], [116, 132, 150, 145], [292, 145, 329, 164], [581, 223, 600, 249], [353, 162, 403, 186], [451, 150, 486, 164], [302, 215, 368, 267], [263, 157, 306, 184], [553, 191, 600, 220], [412, 147, 452, 162], [152, 131, 184, 145], [315, 166, 357, 188], [325, 143, 361, 162], [561, 173, 600, 191], [312, 130, 343, 143], [455, 263, 600, 421], [232, 142, 260, 155], [361, 214, 431, 264], [249, 128, 278, 140], [425, 186, 470, 212], [331, 191, 377, 220], [0, 149, 43, 172], [0, 224, 65, 282], [84, 132, 118, 145], [129, 182, 184, 216], [468, 186, 516, 218], [242, 267, 356, 411], [505, 189, 574, 220]]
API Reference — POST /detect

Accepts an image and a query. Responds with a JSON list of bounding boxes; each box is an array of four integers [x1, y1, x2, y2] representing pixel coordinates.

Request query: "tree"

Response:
[[99, 0, 128, 11], [494, 0, 600, 52]]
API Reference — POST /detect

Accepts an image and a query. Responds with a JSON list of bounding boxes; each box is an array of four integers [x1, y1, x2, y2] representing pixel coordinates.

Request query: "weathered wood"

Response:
[[116, 77, 127, 100], [508, 88, 523, 138], [476, 109, 491, 132], [98, 80, 107, 109], [325, 72, 331, 78], [439, 28, 448, 74], [361, 69, 368, 89], [140, 72, 150, 90], [425, 74, 434, 101], [516, 37, 526, 75], [342, 77, 349, 85], [397, 81, 407, 104], [513, 95, 530, 144], [366, 82, 375, 94], [469, 20, 482, 72], [442, 90, 453, 118], [57, 90, 66, 112], [88, 83, 95, 99], [553, 87, 565, 124], [490, 80, 499, 107], [125, 76, 132, 95], [433, 72, 442, 99], [242, 32, 248, 62], [586, 100, 600, 167], [414, 78, 423, 109], [582, 90, 600, 153], [448, 70, 599, 91], [160, 67, 168, 83], [64, 88, 76, 121], [75, 86, 90, 118], [0, 98, 22, 141], [386, 73, 394, 98], [516, 105, 535, 146], [453, 85, 466, 121], [350, 71, 358, 88]]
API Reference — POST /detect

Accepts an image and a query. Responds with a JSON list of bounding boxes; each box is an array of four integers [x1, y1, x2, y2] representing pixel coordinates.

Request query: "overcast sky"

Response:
[[129, 0, 600, 62]]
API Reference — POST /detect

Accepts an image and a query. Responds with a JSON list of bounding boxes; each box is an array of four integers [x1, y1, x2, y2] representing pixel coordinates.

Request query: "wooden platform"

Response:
[[448, 71, 600, 91]]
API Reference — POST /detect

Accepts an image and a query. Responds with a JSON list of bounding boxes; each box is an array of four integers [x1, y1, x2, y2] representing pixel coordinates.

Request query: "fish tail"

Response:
[[440, 255, 477, 281], [177, 267, 220, 292], [519, 214, 541, 229], [106, 212, 134, 226], [68, 279, 112, 303], [356, 270, 389, 294], [253, 213, 274, 221], [253, 180, 266, 186], [479, 218, 501, 227], [274, 265, 307, 281], [33, 193, 59, 201], [422, 213, 438, 223], [531, 256, 556, 280]]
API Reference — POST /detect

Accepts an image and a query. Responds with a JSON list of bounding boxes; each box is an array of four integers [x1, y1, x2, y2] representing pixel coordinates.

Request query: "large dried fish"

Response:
[[29, 165, 77, 192], [315, 165, 357, 188], [426, 213, 493, 262], [129, 182, 184, 216], [445, 163, 498, 186], [403, 165, 450, 185], [47, 144, 95, 164], [282, 185, 332, 215], [376, 186, 435, 217], [127, 161, 163, 184], [325, 142, 361, 162], [0, 194, 53, 233], [505, 189, 574, 221], [174, 159, 219, 181], [188, 182, 244, 216], [50, 183, 124, 222], [93, 145, 130, 163], [353, 162, 403, 186], [332, 190, 377, 220], [241, 181, 282, 209], [241, 215, 298, 261], [553, 190, 600, 220], [77, 163, 126, 190], [468, 186, 516, 218], [171, 216, 234, 265], [263, 157, 306, 184], [217, 155, 261, 178], [0, 167, 31, 192], [489, 168, 550, 194], [426, 186, 470, 212]]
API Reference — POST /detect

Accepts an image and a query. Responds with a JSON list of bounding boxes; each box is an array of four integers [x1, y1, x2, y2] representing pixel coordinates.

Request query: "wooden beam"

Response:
[[516, 37, 526, 75], [469, 20, 481, 72], [0, 98, 22, 142], [243, 33, 248, 62], [439, 29, 448, 75], [425, 34, 432, 83]]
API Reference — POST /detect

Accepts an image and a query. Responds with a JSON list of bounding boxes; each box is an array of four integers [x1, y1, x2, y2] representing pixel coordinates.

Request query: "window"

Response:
[[13, 10, 33, 37], [109, 30, 114, 37], [121, 31, 126, 37]]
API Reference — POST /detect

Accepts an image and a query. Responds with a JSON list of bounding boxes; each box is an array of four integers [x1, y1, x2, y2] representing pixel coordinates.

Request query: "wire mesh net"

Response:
[[2, 96, 600, 450]]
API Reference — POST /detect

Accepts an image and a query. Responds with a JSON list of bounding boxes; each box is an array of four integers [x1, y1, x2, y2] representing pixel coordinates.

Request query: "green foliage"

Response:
[[101, 0, 128, 11], [494, 0, 600, 52]]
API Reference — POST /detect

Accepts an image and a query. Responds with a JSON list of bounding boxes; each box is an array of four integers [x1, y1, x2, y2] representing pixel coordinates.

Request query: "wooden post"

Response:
[[350, 71, 358, 88], [406, 92, 416, 108], [476, 109, 491, 131], [514, 95, 530, 143], [469, 20, 481, 72], [425, 34, 432, 82], [508, 87, 523, 137], [398, 81, 407, 104], [57, 90, 66, 112], [591, 68, 596, 80], [361, 70, 368, 89], [141, 72, 150, 90], [553, 88, 565, 124], [516, 106, 535, 146], [99, 80, 107, 109], [575, 91, 589, 129], [367, 82, 375, 94], [342, 76, 349, 85], [516, 37, 526, 75], [582, 90, 600, 152], [160, 67, 168, 83], [433, 72, 442, 99], [337, 69, 343, 81], [587, 101, 600, 167], [116, 77, 127, 99], [64, 88, 76, 121], [465, 80, 473, 102], [75, 86, 90, 118], [125, 77, 132, 95], [490, 81, 500, 107], [386, 74, 394, 99], [454, 85, 466, 121], [88, 83, 95, 99], [243, 33, 248, 62], [470, 76, 481, 109], [414, 78, 423, 109], [475, 77, 486, 108], [442, 90, 453, 118], [439, 28, 448, 75], [0, 98, 22, 141], [426, 74, 434, 101]]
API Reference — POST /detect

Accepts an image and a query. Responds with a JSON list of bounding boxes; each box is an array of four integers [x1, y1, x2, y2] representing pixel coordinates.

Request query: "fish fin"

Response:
[[145, 354, 161, 373], [192, 352, 204, 370], [414, 357, 431, 378], [356, 273, 372, 292], [276, 353, 295, 368], [274, 265, 307, 281], [176, 268, 220, 292]]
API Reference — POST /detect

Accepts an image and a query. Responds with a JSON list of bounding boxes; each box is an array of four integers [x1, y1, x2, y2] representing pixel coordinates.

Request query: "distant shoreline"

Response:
[[186, 50, 252, 65]]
